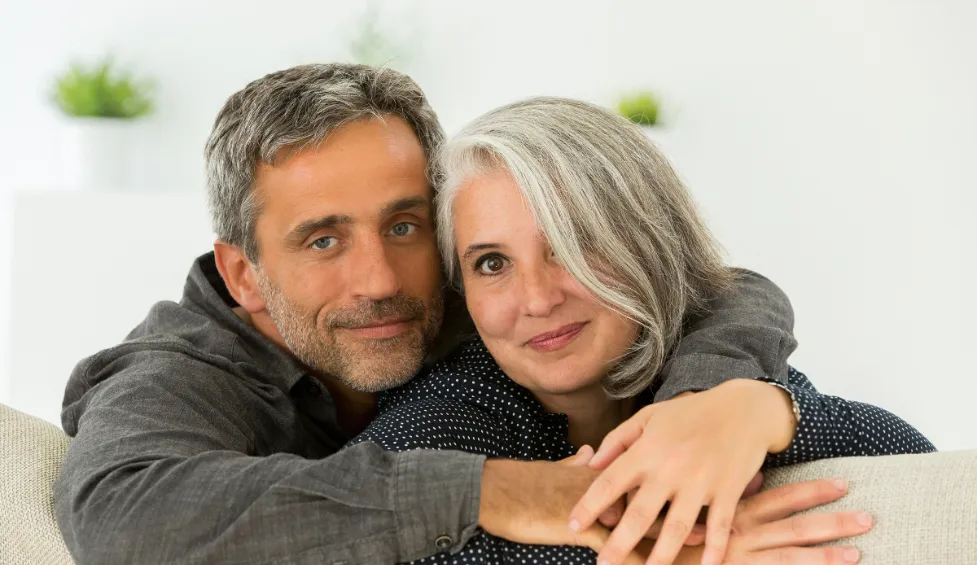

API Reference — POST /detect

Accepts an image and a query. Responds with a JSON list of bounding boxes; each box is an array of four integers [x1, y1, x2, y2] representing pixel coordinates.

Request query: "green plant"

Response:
[[52, 58, 155, 119], [347, 2, 408, 69], [617, 91, 661, 127]]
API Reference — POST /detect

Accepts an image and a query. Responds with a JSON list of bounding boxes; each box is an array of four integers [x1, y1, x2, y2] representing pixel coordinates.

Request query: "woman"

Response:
[[348, 97, 934, 565]]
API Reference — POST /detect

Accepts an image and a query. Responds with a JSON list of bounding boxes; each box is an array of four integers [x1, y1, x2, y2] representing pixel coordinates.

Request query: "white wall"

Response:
[[1, 1, 974, 448]]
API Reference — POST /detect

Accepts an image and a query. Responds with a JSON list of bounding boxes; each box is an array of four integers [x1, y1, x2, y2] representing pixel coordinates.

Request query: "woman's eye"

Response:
[[476, 255, 508, 275], [310, 236, 337, 250], [390, 222, 417, 237]]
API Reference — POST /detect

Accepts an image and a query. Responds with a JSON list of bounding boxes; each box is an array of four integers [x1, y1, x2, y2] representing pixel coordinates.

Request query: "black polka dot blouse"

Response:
[[348, 338, 936, 564]]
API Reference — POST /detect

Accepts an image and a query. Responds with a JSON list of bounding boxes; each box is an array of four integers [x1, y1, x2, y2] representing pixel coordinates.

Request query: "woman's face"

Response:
[[452, 169, 639, 396]]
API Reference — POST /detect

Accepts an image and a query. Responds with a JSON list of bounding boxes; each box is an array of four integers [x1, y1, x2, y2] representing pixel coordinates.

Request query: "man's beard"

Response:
[[256, 272, 444, 392]]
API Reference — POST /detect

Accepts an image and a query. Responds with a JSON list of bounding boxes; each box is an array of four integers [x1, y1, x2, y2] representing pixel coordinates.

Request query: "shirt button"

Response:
[[434, 535, 453, 551]]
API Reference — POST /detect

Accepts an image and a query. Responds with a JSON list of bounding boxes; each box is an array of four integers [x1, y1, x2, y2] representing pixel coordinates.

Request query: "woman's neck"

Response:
[[534, 385, 634, 450]]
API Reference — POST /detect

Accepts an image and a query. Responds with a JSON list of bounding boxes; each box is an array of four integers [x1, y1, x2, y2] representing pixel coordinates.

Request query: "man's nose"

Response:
[[348, 235, 402, 300]]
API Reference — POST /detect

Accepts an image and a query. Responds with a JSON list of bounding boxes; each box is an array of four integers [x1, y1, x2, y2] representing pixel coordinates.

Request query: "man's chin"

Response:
[[333, 333, 426, 392]]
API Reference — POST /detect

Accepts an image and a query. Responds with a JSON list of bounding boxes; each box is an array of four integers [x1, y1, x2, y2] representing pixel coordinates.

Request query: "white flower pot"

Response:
[[61, 117, 138, 191]]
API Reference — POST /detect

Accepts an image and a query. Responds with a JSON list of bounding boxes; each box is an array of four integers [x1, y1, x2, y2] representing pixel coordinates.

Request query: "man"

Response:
[[54, 64, 842, 564]]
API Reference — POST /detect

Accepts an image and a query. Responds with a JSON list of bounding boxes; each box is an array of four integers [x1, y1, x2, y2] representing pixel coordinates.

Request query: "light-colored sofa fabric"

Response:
[[1, 403, 75, 565], [765, 449, 977, 564], [1, 402, 975, 564]]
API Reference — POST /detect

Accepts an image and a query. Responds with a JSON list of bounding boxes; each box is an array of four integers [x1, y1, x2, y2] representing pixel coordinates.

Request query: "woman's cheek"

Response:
[[466, 284, 520, 341]]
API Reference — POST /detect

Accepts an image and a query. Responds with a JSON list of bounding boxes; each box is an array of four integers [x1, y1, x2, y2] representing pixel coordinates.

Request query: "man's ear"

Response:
[[213, 241, 266, 314]]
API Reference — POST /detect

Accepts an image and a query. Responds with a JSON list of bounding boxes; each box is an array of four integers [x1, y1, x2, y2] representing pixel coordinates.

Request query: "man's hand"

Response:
[[670, 478, 873, 564], [479, 451, 610, 551]]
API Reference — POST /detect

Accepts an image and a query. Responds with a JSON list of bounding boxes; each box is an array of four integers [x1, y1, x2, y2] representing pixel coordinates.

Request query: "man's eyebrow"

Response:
[[461, 243, 500, 263], [287, 214, 353, 245], [380, 196, 430, 217]]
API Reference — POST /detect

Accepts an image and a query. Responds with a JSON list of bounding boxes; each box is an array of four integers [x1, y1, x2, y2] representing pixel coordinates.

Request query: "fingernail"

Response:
[[844, 548, 860, 563], [568, 519, 581, 532], [598, 561, 611, 565], [833, 479, 848, 490], [856, 512, 873, 527]]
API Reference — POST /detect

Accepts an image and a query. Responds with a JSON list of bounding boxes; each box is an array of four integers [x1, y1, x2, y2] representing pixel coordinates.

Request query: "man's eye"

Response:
[[475, 254, 508, 276], [389, 222, 418, 237], [310, 236, 337, 250]]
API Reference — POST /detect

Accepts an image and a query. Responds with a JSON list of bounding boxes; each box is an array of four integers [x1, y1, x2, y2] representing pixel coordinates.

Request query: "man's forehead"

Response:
[[255, 122, 433, 228]]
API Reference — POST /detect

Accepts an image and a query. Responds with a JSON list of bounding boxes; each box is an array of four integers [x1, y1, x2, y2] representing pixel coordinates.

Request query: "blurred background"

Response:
[[1, 0, 974, 448]]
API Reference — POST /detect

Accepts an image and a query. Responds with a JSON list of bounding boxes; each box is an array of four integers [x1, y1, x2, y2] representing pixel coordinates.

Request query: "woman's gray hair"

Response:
[[436, 97, 734, 399], [205, 63, 444, 262]]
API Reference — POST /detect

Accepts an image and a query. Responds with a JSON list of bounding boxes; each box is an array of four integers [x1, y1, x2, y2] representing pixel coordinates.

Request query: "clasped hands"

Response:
[[480, 380, 871, 565]]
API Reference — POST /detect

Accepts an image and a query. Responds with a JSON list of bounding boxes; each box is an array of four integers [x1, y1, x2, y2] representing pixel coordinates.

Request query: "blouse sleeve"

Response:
[[764, 367, 936, 468]]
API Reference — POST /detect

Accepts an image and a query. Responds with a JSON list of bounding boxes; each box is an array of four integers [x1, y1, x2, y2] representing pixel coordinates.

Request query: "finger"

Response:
[[598, 496, 627, 528], [753, 546, 862, 565], [575, 523, 662, 565], [699, 490, 739, 565], [559, 444, 596, 466], [742, 471, 764, 498], [741, 479, 849, 524], [573, 445, 595, 466], [749, 511, 873, 550], [589, 415, 646, 470], [570, 451, 645, 532], [571, 522, 612, 553], [595, 485, 671, 565], [645, 489, 706, 565], [685, 524, 706, 546]]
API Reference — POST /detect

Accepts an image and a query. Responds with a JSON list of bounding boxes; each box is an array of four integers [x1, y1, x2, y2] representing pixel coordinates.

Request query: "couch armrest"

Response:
[[0, 403, 75, 565], [765, 450, 977, 564]]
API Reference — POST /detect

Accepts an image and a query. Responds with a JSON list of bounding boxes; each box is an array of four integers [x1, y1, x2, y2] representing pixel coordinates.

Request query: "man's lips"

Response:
[[526, 322, 587, 352], [341, 317, 415, 339]]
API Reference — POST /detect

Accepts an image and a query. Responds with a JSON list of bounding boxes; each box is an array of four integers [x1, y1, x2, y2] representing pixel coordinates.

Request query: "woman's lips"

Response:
[[526, 322, 587, 352]]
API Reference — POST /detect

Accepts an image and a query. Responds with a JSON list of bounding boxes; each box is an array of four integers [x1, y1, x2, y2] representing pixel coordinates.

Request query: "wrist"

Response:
[[478, 459, 518, 533], [717, 379, 796, 453]]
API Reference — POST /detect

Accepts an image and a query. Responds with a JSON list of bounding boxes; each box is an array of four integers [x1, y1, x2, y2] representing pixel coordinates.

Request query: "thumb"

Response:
[[561, 445, 595, 467]]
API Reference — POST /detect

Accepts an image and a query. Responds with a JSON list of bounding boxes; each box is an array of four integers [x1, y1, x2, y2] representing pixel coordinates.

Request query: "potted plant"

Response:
[[52, 58, 155, 190], [618, 91, 662, 128], [617, 91, 670, 149]]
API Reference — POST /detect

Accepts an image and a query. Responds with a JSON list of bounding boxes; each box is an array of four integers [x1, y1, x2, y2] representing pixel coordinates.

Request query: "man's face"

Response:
[[250, 116, 444, 392]]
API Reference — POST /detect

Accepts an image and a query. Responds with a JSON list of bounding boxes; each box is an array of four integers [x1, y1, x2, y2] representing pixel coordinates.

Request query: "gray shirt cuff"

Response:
[[395, 449, 486, 561]]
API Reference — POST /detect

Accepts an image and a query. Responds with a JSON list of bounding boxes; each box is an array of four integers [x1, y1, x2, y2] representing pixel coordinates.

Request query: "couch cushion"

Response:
[[766, 450, 977, 565], [0, 403, 75, 565]]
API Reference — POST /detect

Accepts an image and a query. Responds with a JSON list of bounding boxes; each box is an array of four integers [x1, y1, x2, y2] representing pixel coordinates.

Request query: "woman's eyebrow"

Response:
[[462, 243, 501, 263]]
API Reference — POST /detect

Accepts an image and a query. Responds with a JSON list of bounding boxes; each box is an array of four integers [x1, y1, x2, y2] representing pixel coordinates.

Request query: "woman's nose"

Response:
[[521, 264, 566, 317]]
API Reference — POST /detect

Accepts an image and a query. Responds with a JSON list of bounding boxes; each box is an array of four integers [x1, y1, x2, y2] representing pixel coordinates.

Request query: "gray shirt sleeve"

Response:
[[54, 356, 484, 565], [653, 268, 798, 401]]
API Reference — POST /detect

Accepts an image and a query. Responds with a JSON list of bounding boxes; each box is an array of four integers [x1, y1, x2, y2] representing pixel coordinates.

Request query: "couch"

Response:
[[2, 402, 975, 564]]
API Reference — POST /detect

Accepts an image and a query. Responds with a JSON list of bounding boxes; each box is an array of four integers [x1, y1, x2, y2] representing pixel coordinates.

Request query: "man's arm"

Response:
[[654, 268, 797, 401], [55, 355, 484, 565]]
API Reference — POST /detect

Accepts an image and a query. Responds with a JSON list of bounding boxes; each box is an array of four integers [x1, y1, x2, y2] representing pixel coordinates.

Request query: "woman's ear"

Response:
[[213, 241, 266, 314]]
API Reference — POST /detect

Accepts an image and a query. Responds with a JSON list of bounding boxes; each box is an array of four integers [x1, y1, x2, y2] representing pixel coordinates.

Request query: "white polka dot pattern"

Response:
[[348, 339, 936, 564]]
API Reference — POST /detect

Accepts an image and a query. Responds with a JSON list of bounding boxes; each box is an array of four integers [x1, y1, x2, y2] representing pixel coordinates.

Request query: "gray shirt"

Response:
[[54, 252, 796, 565]]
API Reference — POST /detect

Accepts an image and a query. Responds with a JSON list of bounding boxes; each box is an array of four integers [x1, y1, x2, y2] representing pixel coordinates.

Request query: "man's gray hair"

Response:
[[205, 63, 444, 261], [435, 97, 734, 399]]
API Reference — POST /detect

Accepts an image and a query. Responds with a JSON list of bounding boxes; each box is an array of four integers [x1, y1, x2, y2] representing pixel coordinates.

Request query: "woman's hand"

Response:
[[568, 379, 798, 565]]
